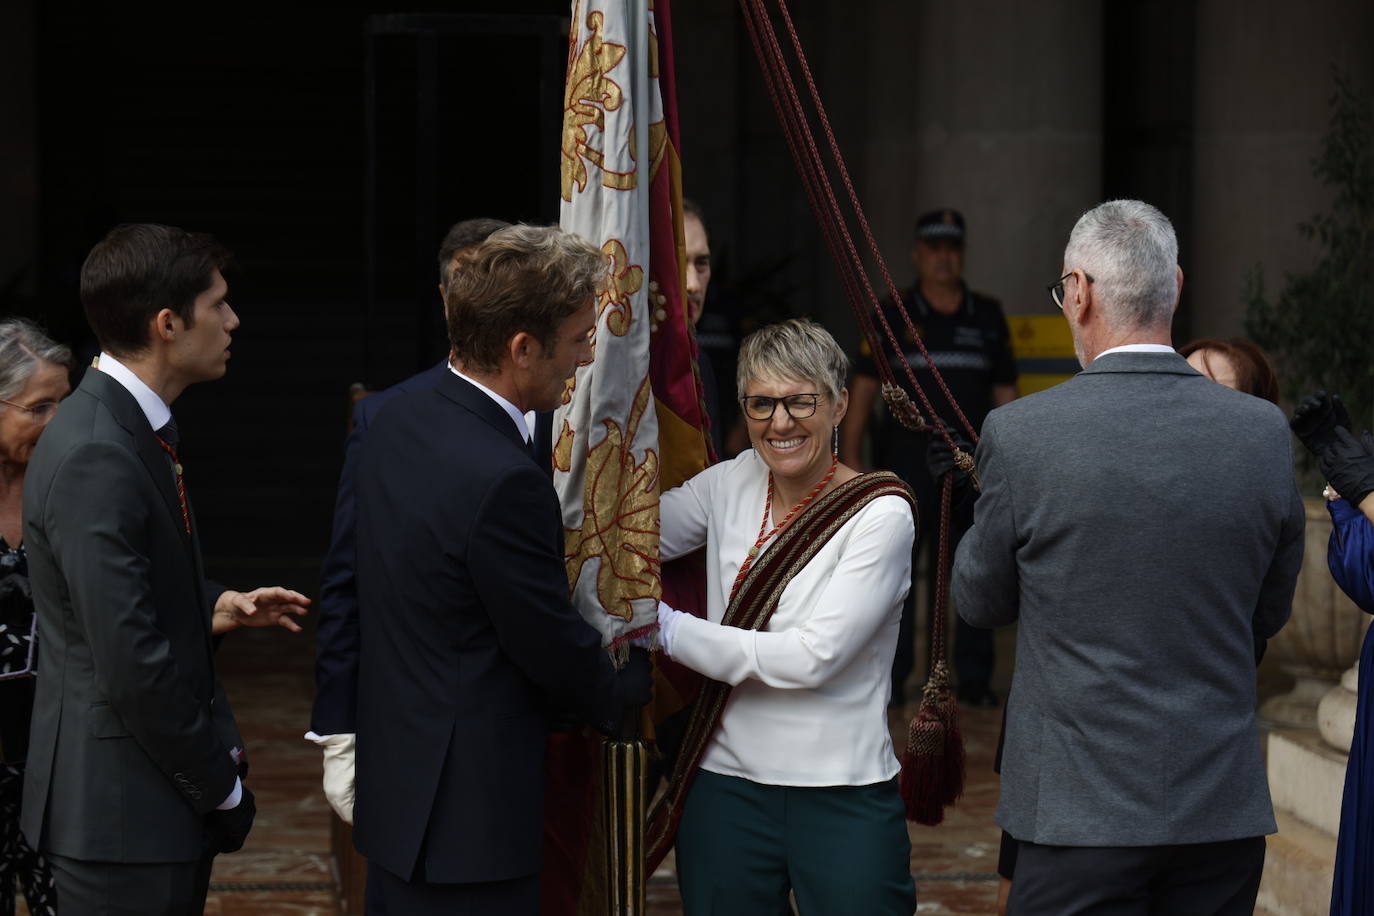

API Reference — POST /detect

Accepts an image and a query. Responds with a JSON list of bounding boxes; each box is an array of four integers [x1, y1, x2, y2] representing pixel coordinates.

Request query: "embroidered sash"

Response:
[[645, 470, 916, 868]]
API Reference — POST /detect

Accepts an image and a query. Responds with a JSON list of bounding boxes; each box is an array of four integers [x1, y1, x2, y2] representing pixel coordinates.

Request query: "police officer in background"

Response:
[[840, 208, 1017, 708]]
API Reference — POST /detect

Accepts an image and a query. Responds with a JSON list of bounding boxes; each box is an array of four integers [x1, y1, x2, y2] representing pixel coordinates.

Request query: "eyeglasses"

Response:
[[1048, 271, 1095, 311], [739, 393, 820, 421], [0, 398, 60, 424]]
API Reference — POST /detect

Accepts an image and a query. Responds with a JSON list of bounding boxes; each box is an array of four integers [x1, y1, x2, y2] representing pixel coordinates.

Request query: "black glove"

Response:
[[926, 430, 978, 510], [614, 647, 653, 709], [1320, 428, 1374, 508], [206, 785, 256, 854], [595, 647, 654, 739], [1291, 390, 1353, 456]]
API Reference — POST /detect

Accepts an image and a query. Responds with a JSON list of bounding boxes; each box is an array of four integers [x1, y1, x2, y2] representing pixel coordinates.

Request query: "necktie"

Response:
[[155, 420, 192, 535]]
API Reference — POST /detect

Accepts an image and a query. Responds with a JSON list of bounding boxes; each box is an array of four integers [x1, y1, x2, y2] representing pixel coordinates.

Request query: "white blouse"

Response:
[[660, 450, 915, 787]]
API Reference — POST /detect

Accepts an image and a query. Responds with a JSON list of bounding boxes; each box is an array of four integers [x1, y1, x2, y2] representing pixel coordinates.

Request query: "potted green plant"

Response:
[[1245, 69, 1373, 728]]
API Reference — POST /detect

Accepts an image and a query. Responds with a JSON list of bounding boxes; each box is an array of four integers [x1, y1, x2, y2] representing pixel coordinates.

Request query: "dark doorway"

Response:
[[33, 3, 566, 560]]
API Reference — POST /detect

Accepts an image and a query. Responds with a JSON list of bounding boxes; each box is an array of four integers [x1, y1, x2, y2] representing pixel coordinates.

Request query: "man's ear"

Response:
[[1070, 268, 1092, 323], [151, 308, 180, 343], [508, 331, 538, 368], [1174, 265, 1184, 311]]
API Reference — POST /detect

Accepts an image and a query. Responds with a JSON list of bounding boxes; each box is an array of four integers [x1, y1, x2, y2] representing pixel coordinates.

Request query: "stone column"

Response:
[[1319, 662, 1360, 753], [1190, 0, 1374, 339], [862, 0, 1103, 321]]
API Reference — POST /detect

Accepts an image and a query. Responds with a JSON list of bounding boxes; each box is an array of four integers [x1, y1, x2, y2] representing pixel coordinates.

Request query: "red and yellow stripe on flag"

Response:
[[544, 0, 710, 911]]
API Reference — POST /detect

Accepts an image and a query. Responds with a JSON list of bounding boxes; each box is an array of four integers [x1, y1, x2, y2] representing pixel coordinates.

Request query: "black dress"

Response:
[[0, 538, 56, 916]]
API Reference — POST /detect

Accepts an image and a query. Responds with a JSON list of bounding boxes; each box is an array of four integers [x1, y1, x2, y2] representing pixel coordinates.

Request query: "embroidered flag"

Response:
[[545, 0, 711, 911], [555, 0, 709, 655]]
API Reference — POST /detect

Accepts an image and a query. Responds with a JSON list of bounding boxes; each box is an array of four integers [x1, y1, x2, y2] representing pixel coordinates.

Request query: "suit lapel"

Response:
[[80, 371, 192, 547], [81, 369, 213, 643], [436, 372, 530, 453]]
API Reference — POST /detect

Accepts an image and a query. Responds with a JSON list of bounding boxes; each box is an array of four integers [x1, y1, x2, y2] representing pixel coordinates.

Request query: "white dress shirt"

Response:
[[1095, 343, 1177, 359], [96, 352, 171, 431], [97, 353, 242, 810], [659, 450, 915, 787]]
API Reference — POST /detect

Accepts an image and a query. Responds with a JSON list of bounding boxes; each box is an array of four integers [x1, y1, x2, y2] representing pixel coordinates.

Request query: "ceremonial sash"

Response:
[[645, 470, 916, 868]]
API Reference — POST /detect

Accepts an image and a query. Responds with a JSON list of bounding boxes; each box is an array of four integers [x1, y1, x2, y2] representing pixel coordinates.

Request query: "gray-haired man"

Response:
[[952, 200, 1303, 914]]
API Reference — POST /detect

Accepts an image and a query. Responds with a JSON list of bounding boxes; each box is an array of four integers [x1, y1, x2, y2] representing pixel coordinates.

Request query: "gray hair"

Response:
[[0, 318, 73, 402], [736, 318, 849, 402], [1063, 200, 1179, 331]]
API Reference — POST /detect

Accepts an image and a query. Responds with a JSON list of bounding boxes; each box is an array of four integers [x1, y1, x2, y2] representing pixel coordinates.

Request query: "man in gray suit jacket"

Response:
[[952, 200, 1304, 915], [23, 224, 309, 914]]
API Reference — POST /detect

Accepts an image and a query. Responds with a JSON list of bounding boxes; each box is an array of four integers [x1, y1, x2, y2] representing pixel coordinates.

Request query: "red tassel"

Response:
[[898, 665, 965, 825]]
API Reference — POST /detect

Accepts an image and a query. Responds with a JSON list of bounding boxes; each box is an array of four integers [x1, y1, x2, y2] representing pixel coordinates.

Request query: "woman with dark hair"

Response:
[[0, 317, 72, 916], [1179, 337, 1280, 403]]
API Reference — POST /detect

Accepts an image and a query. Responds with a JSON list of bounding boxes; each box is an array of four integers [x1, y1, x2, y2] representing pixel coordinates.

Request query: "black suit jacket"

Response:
[[312, 363, 555, 735], [352, 372, 616, 884], [21, 369, 243, 862]]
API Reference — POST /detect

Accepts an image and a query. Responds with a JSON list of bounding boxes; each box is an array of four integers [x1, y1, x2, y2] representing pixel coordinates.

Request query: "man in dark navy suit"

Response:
[[307, 218, 511, 843], [351, 224, 650, 913]]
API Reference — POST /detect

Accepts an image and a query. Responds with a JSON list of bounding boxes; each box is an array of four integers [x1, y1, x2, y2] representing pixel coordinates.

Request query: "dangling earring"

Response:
[[832, 425, 839, 457]]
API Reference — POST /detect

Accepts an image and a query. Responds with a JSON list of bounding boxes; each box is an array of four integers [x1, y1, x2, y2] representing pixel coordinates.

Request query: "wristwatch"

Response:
[[1324, 484, 1341, 502]]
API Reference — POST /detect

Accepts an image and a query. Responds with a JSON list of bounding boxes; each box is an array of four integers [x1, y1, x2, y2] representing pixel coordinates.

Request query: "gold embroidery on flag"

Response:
[[563, 375, 661, 620], [599, 238, 643, 338], [563, 8, 638, 201]]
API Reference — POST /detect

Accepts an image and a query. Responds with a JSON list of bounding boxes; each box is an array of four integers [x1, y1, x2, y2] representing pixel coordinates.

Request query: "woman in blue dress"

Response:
[[1290, 390, 1374, 916]]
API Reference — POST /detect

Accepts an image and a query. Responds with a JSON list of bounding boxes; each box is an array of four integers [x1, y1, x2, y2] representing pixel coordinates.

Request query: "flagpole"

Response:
[[603, 658, 649, 915]]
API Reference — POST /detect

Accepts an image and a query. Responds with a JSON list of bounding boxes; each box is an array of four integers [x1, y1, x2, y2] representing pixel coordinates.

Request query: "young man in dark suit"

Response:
[[351, 224, 651, 913], [22, 224, 310, 914], [953, 200, 1304, 915]]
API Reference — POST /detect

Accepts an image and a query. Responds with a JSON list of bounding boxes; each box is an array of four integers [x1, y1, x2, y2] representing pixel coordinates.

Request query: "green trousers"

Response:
[[675, 770, 916, 916]]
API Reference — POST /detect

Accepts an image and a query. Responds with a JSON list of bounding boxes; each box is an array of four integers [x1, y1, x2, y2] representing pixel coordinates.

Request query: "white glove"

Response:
[[657, 601, 687, 657], [308, 732, 356, 824]]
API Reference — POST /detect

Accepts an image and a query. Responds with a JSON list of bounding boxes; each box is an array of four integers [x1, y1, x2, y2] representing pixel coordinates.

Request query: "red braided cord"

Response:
[[738, 1, 891, 383], [931, 474, 954, 666], [729, 454, 839, 601], [738, 0, 973, 682], [768, 0, 979, 442], [736, 5, 887, 387], [738, 0, 977, 449]]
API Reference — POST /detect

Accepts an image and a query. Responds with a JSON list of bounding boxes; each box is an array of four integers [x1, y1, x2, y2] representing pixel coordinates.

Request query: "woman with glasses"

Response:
[[0, 318, 71, 916], [651, 318, 918, 915]]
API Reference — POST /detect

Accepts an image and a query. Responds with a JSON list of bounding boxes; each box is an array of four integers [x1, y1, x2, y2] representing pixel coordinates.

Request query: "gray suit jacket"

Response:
[[953, 351, 1304, 847], [22, 369, 243, 862]]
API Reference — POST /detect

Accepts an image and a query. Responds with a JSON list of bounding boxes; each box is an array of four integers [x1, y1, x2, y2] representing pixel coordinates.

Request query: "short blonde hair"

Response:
[[736, 318, 849, 402]]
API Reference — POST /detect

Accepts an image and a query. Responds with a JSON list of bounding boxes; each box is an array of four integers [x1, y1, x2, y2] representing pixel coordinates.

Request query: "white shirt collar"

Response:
[[1096, 343, 1176, 359], [449, 365, 532, 444], [96, 352, 172, 432]]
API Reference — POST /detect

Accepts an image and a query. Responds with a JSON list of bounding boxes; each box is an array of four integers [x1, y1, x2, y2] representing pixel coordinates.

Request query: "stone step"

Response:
[[1256, 809, 1336, 916], [1267, 728, 1347, 837]]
